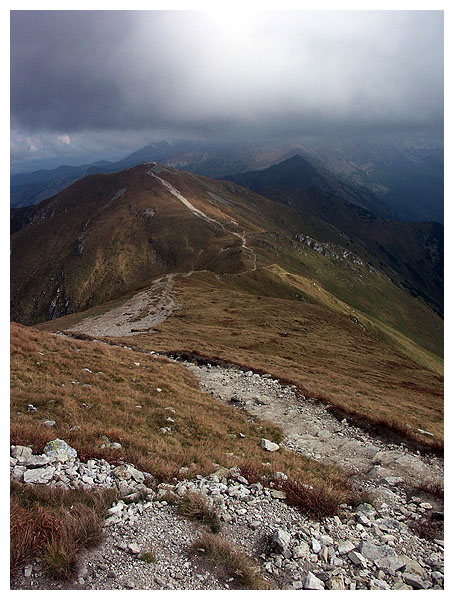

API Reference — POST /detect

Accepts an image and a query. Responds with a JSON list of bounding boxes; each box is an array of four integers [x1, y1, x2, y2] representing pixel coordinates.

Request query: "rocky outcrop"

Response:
[[10, 440, 155, 497]]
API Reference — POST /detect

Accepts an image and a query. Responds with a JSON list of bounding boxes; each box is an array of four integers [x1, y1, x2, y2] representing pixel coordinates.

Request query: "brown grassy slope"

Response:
[[105, 273, 443, 447], [11, 323, 356, 503], [12, 163, 442, 368], [10, 166, 256, 325]]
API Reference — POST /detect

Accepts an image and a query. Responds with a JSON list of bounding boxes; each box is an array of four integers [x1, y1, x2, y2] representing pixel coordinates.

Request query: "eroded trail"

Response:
[[68, 274, 177, 337], [146, 164, 257, 271], [46, 334, 443, 591]]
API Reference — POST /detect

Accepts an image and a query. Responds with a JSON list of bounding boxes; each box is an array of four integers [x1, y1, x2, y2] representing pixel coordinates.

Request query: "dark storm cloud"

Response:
[[11, 10, 443, 160]]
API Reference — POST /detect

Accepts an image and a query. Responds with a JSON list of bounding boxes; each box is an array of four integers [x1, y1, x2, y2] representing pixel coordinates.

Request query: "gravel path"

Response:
[[185, 362, 444, 490]]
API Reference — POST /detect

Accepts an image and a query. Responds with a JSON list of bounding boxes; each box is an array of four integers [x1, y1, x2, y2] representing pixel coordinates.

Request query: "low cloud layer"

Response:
[[11, 10, 443, 162]]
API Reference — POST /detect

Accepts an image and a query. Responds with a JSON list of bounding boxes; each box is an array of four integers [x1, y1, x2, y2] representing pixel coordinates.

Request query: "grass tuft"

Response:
[[139, 549, 156, 563], [42, 538, 78, 580], [189, 532, 271, 589], [10, 480, 118, 579], [177, 491, 221, 533]]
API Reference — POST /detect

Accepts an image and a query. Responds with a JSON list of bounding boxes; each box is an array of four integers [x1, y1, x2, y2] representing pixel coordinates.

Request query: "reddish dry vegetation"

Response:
[[10, 481, 117, 578], [239, 460, 368, 521], [176, 492, 221, 533], [189, 532, 272, 589]]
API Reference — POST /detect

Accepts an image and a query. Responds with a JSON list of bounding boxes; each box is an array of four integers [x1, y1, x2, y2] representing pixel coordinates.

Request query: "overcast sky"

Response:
[[10, 10, 443, 166]]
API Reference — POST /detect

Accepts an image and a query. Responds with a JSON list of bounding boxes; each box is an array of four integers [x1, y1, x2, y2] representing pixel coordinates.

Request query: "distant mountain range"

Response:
[[225, 155, 443, 315], [11, 137, 443, 223]]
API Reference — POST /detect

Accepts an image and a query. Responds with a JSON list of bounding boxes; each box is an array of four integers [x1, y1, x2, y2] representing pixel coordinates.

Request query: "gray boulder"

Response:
[[23, 455, 51, 468], [11, 446, 33, 462], [304, 572, 325, 590], [44, 439, 77, 462], [23, 466, 55, 484], [271, 528, 291, 554], [359, 541, 396, 562]]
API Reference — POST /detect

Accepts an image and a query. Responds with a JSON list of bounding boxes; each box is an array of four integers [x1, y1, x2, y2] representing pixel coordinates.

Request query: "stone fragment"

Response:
[[403, 573, 425, 589], [292, 542, 310, 559], [127, 466, 145, 484], [337, 540, 356, 555], [128, 543, 141, 555], [24, 455, 51, 468], [107, 501, 126, 516], [260, 438, 279, 452], [11, 446, 33, 462], [356, 503, 377, 519], [374, 555, 406, 575], [359, 541, 397, 562], [270, 490, 287, 499], [23, 566, 33, 577], [393, 582, 413, 590], [403, 558, 425, 577], [113, 465, 132, 480], [370, 578, 390, 590], [271, 529, 291, 554], [304, 572, 325, 590], [23, 465, 56, 484], [43, 439, 77, 462], [348, 551, 367, 568]]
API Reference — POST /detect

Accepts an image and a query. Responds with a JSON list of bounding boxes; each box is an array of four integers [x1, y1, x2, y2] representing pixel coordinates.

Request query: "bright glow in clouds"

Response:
[[10, 10, 443, 162]]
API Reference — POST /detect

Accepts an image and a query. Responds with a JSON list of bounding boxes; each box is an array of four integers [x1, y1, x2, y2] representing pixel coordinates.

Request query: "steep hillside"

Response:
[[293, 137, 444, 223], [12, 137, 442, 224], [225, 156, 443, 315], [11, 163, 266, 324], [12, 163, 441, 355]]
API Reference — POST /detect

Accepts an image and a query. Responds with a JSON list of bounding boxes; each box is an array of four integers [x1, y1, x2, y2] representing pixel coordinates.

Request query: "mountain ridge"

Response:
[[224, 156, 443, 316], [11, 138, 442, 223]]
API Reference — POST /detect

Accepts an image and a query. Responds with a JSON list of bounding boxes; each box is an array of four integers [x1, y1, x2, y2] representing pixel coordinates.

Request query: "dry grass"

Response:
[[10, 480, 118, 578], [410, 517, 443, 543], [10, 322, 364, 579], [11, 323, 360, 508], [176, 492, 221, 533], [413, 479, 444, 499], [239, 460, 369, 520], [189, 532, 271, 589], [107, 273, 443, 449]]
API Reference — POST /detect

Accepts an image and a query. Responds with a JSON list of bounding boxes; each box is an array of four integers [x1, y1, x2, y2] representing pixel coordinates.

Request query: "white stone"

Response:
[[23, 465, 56, 484], [304, 572, 325, 590], [260, 438, 280, 452]]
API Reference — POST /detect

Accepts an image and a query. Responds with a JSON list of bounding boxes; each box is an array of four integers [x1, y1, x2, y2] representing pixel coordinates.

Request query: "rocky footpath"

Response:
[[185, 362, 443, 487], [11, 435, 444, 590], [11, 350, 444, 590]]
